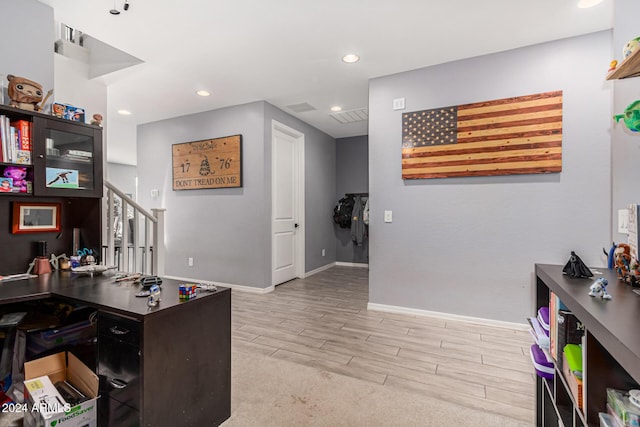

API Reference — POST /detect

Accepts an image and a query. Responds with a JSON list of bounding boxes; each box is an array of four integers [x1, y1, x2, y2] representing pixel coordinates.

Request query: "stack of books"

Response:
[[0, 116, 32, 164]]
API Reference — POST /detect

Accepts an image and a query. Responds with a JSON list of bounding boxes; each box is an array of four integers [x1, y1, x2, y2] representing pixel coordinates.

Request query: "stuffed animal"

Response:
[[7, 74, 52, 112], [614, 243, 632, 279], [3, 166, 28, 192]]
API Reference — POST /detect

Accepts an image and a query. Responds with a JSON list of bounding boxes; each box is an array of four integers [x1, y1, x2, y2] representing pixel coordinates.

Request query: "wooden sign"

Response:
[[401, 91, 562, 179], [172, 135, 242, 190]]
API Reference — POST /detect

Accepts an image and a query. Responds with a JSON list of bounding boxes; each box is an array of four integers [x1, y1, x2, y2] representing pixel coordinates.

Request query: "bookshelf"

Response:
[[535, 264, 640, 426]]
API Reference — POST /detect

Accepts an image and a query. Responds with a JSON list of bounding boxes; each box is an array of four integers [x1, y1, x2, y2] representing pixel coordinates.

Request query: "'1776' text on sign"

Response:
[[172, 135, 242, 190]]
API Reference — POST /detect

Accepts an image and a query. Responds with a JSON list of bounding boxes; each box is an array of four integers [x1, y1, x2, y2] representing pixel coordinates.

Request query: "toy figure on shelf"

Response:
[[3, 166, 28, 192], [609, 60, 618, 72], [614, 243, 632, 279], [90, 113, 103, 127], [562, 251, 593, 278], [589, 278, 612, 300], [7, 74, 52, 112], [614, 100, 640, 132], [623, 36, 640, 59]]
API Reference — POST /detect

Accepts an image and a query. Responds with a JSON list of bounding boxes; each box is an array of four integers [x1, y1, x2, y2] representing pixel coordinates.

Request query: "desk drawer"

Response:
[[98, 312, 140, 347]]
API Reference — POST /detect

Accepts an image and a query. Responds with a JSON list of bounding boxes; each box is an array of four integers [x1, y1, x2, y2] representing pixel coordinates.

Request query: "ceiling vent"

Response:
[[330, 108, 368, 124], [286, 102, 316, 113]]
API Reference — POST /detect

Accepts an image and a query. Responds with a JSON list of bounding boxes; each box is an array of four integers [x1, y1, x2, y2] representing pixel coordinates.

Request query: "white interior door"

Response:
[[272, 121, 304, 286]]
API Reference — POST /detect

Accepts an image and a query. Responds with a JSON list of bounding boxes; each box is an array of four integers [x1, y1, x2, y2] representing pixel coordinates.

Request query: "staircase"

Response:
[[102, 180, 165, 275]]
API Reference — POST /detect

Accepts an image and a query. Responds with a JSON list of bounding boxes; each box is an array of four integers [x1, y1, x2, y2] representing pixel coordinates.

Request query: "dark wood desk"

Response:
[[0, 271, 231, 427], [535, 264, 640, 426]]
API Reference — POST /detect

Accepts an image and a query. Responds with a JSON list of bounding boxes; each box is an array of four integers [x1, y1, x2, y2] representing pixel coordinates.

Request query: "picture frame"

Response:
[[12, 202, 61, 234]]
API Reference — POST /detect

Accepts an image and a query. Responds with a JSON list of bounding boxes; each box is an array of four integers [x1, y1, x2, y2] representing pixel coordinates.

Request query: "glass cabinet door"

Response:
[[33, 117, 103, 198]]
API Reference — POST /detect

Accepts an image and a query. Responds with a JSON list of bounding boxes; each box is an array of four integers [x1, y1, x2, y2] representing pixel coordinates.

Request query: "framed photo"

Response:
[[12, 202, 61, 234]]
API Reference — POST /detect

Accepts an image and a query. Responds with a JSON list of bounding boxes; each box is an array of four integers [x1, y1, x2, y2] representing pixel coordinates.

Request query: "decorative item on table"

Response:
[[179, 284, 197, 301], [51, 102, 85, 122], [137, 276, 162, 289], [3, 165, 29, 192], [623, 36, 640, 59], [614, 100, 640, 132], [6, 74, 52, 112], [45, 167, 78, 189], [588, 277, 612, 299], [562, 251, 593, 278], [32, 241, 52, 275], [147, 284, 161, 307], [614, 243, 632, 279], [71, 264, 115, 277], [76, 248, 96, 265]]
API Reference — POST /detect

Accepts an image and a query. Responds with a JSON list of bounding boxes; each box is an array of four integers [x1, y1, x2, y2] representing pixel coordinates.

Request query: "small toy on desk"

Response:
[[589, 278, 611, 299], [562, 251, 593, 278], [147, 284, 161, 307], [179, 284, 198, 301], [614, 243, 632, 279]]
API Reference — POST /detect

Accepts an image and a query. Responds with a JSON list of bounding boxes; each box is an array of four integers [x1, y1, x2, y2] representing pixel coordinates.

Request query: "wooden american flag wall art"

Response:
[[401, 91, 563, 179]]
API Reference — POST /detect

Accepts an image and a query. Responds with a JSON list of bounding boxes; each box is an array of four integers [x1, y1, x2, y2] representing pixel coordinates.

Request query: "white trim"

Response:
[[336, 262, 369, 268], [303, 262, 336, 278], [164, 275, 274, 294], [271, 120, 305, 285], [367, 302, 529, 330]]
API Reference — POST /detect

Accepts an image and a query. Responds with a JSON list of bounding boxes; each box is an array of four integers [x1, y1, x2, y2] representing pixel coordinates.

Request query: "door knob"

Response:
[[294, 223, 300, 228]]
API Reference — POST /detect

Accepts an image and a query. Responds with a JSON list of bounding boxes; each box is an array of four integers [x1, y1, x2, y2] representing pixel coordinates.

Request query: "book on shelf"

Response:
[[0, 115, 33, 164], [10, 119, 32, 151]]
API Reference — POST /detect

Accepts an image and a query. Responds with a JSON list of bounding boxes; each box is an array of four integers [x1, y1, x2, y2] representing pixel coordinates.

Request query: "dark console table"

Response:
[[535, 264, 640, 427], [0, 272, 231, 426]]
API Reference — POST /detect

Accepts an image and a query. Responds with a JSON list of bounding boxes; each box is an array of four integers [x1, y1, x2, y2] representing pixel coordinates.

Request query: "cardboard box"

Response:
[[23, 352, 99, 427]]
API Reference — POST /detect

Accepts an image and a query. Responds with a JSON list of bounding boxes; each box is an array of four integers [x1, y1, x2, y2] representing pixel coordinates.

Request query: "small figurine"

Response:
[[623, 37, 640, 59], [614, 100, 640, 132], [589, 278, 611, 299], [563, 251, 593, 278], [90, 113, 103, 127], [3, 166, 28, 192], [614, 243, 632, 279], [7, 74, 52, 112], [609, 60, 618, 72]]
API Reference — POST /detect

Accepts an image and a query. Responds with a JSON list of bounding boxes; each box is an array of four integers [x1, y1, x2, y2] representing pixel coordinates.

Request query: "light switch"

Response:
[[393, 98, 405, 111], [384, 210, 393, 223]]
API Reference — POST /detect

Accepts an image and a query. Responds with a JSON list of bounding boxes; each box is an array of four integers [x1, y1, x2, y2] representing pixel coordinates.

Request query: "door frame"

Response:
[[271, 120, 305, 285]]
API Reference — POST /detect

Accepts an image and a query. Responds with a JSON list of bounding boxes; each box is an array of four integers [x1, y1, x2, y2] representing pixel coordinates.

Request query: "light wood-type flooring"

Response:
[[231, 266, 535, 424]]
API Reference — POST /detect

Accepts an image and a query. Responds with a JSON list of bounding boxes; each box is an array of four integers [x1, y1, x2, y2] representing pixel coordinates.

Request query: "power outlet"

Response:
[[322, 249, 325, 257], [188, 257, 194, 267]]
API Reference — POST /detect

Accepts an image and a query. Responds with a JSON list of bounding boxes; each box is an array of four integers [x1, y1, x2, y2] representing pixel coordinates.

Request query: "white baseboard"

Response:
[[164, 275, 274, 294], [367, 302, 528, 330], [303, 262, 336, 278], [335, 262, 369, 268]]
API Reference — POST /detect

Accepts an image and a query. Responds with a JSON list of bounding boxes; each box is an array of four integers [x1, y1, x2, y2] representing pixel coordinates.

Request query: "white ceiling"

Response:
[[39, 0, 613, 139]]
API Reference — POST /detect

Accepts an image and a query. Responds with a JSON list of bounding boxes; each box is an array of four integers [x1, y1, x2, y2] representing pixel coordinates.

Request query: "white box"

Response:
[[23, 352, 99, 427]]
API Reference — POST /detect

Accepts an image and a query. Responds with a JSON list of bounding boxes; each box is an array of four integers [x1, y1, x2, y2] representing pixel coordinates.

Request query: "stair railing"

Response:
[[103, 180, 165, 276]]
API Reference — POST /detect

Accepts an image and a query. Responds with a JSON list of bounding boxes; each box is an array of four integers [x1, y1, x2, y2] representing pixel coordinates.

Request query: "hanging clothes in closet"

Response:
[[351, 195, 366, 246]]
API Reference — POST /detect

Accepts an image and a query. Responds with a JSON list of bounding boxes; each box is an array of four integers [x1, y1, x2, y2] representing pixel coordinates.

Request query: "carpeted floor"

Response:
[[223, 348, 532, 427]]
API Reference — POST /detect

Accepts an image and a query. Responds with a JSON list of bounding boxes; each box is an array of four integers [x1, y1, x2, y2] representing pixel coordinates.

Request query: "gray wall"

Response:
[[106, 162, 137, 199], [0, 0, 53, 102], [336, 135, 369, 264], [137, 101, 336, 289], [612, 0, 640, 245], [368, 31, 612, 323]]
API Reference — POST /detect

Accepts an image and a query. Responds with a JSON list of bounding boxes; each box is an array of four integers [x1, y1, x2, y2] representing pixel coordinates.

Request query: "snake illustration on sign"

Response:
[[172, 135, 242, 190]]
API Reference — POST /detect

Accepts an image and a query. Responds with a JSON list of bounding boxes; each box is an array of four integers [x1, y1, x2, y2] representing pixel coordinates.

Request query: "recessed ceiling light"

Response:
[[331, 106, 342, 112], [196, 90, 210, 97], [117, 109, 132, 115], [342, 54, 360, 63], [577, 0, 603, 8]]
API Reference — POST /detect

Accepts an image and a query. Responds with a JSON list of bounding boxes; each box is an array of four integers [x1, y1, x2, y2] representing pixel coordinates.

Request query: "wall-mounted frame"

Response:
[[12, 202, 61, 234], [172, 134, 242, 190]]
